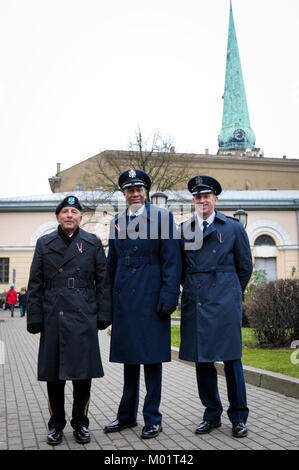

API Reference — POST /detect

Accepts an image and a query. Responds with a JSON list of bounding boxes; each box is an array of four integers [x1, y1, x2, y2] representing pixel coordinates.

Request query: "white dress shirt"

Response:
[[128, 204, 145, 217], [196, 211, 216, 231]]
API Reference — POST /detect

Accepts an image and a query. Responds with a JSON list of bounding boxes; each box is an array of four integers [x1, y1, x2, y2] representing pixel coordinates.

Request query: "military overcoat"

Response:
[[108, 201, 181, 364], [27, 228, 112, 381], [179, 211, 252, 363]]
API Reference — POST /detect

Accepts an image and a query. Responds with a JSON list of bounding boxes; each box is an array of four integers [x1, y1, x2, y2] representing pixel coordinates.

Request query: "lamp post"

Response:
[[151, 190, 168, 207], [233, 209, 248, 228]]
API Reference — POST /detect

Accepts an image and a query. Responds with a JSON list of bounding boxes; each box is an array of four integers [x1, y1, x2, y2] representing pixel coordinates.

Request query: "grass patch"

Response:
[[171, 310, 181, 319], [171, 325, 299, 379], [171, 324, 181, 349], [170, 325, 180, 348], [241, 327, 256, 345], [242, 348, 299, 378]]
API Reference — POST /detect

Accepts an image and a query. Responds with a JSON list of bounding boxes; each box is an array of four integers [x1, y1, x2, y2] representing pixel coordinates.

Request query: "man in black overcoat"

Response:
[[27, 195, 112, 445]]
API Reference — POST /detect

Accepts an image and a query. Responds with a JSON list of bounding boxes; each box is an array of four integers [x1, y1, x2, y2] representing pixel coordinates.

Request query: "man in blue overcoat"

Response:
[[104, 169, 181, 439], [180, 175, 252, 438]]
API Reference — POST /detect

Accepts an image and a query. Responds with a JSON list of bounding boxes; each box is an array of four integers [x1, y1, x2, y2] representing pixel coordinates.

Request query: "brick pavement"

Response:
[[1, 309, 299, 451]]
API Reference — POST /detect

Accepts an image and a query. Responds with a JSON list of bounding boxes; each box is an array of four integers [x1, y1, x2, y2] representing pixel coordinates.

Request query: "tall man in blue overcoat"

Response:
[[27, 195, 112, 445], [179, 175, 253, 438], [104, 169, 182, 439]]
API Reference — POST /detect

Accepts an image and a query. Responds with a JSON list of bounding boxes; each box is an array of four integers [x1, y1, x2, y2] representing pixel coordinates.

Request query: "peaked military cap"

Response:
[[55, 195, 82, 214], [188, 175, 222, 196], [118, 169, 151, 191]]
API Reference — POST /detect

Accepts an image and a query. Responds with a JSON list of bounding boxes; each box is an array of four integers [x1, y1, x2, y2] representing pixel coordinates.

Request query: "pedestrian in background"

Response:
[[6, 285, 18, 317], [19, 287, 27, 317]]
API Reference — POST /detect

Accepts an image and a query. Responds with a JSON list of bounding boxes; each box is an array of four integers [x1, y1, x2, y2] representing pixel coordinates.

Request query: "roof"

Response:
[[0, 190, 299, 212], [165, 189, 299, 209]]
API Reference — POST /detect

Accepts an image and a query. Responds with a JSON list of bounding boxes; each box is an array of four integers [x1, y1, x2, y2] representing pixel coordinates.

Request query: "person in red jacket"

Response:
[[6, 285, 18, 317]]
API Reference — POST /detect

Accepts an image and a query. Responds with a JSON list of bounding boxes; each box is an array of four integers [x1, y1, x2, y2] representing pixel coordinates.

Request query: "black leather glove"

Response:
[[27, 323, 43, 334], [157, 303, 176, 317], [97, 320, 112, 330]]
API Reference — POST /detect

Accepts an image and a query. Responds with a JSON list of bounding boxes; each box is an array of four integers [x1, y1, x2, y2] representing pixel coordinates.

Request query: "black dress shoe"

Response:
[[47, 428, 63, 446], [104, 419, 137, 433], [73, 426, 91, 444], [232, 422, 248, 438], [195, 420, 221, 434], [141, 424, 162, 439]]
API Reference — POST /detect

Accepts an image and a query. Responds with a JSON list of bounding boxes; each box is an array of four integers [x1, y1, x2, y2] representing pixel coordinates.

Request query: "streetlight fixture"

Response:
[[233, 209, 248, 228], [151, 190, 168, 207]]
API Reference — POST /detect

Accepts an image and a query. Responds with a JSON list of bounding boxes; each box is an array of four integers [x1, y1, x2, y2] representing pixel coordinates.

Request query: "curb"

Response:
[[171, 347, 299, 400]]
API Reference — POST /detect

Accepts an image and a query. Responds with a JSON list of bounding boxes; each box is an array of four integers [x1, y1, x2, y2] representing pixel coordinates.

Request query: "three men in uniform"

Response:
[[27, 171, 252, 443]]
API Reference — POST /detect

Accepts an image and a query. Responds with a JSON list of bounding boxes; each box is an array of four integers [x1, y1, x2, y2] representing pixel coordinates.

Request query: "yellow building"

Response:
[[48, 150, 299, 194], [0, 190, 298, 296]]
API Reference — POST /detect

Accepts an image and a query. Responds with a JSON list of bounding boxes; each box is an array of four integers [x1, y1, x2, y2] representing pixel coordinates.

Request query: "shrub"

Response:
[[242, 270, 267, 327], [244, 279, 299, 347]]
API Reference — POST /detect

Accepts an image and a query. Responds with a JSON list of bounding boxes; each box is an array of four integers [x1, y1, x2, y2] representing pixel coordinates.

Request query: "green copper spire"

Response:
[[218, 1, 256, 152]]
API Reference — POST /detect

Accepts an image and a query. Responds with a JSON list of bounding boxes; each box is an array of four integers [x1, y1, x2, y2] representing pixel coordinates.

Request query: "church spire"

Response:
[[218, 1, 256, 154]]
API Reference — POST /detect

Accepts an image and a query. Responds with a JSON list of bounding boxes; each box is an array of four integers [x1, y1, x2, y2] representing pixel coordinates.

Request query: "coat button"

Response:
[[133, 246, 138, 251], [212, 283, 216, 288], [198, 302, 202, 307], [59, 268, 63, 272], [212, 249, 217, 254], [132, 268, 136, 274], [131, 289, 135, 294], [59, 311, 64, 316], [197, 283, 201, 288]]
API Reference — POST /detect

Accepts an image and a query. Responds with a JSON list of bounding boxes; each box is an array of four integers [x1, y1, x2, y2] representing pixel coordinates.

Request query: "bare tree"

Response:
[[88, 127, 191, 193], [77, 128, 191, 244]]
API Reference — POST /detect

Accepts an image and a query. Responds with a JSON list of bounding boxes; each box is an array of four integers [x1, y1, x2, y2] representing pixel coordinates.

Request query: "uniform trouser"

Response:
[[117, 364, 162, 426], [47, 379, 91, 431], [196, 359, 249, 424]]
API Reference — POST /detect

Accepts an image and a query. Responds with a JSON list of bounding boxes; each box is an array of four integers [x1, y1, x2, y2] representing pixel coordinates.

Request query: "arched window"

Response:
[[254, 235, 275, 246]]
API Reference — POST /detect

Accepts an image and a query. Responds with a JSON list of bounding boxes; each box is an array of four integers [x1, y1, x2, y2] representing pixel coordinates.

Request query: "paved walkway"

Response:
[[1, 309, 299, 452]]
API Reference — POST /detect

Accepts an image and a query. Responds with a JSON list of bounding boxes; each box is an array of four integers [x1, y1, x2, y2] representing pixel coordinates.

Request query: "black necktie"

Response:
[[203, 221, 208, 233], [127, 214, 137, 230]]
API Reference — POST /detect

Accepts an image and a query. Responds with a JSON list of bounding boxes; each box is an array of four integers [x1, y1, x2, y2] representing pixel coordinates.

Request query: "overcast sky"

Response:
[[1, 0, 299, 197]]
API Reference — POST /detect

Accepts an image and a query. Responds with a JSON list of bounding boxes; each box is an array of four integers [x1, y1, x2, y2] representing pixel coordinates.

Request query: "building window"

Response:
[[254, 257, 277, 281], [0, 258, 9, 283], [254, 235, 275, 246], [75, 184, 84, 191]]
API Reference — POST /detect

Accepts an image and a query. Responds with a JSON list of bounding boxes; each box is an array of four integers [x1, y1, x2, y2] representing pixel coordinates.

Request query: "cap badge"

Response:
[[129, 169, 136, 178], [195, 176, 203, 185], [68, 196, 75, 205]]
